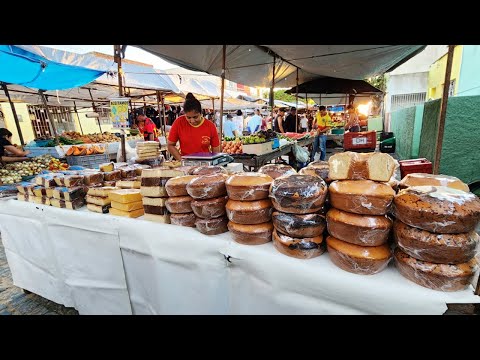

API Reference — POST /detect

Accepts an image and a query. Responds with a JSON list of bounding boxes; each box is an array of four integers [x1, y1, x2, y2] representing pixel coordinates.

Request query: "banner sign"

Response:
[[110, 97, 129, 128]]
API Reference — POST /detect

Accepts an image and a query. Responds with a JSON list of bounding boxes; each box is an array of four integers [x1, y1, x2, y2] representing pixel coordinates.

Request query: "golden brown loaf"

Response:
[[165, 175, 199, 197], [326, 208, 392, 246], [326, 236, 392, 275], [190, 166, 228, 175], [195, 216, 229, 235], [329, 180, 395, 216], [228, 221, 273, 245], [190, 196, 228, 219], [273, 228, 324, 259], [170, 212, 197, 227], [186, 173, 229, 200], [226, 199, 272, 224], [393, 186, 480, 234], [165, 196, 194, 214], [329, 152, 396, 182], [399, 173, 469, 192], [225, 172, 273, 201], [258, 164, 297, 179]]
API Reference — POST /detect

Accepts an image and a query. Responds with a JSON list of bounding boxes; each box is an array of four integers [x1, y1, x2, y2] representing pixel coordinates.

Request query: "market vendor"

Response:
[[137, 112, 159, 142], [344, 104, 360, 132], [0, 128, 30, 163], [167, 93, 221, 161], [311, 106, 331, 162]]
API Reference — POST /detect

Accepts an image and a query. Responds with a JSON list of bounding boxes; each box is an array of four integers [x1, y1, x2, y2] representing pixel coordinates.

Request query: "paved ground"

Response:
[[0, 237, 78, 315]]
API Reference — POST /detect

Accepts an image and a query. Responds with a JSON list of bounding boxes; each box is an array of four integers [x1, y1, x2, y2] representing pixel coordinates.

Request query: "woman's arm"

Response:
[[167, 141, 182, 161], [4, 145, 30, 156], [211, 145, 221, 153], [277, 116, 285, 133]]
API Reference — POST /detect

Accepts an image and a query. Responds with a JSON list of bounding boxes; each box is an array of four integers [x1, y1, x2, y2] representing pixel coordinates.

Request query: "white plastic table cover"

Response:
[[0, 199, 479, 315]]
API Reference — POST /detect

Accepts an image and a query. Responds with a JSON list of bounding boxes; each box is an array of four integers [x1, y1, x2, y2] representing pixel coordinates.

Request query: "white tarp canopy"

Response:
[[133, 45, 426, 88]]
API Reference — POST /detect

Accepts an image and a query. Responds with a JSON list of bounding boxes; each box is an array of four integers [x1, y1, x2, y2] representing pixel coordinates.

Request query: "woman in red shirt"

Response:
[[137, 113, 159, 141], [168, 93, 221, 161]]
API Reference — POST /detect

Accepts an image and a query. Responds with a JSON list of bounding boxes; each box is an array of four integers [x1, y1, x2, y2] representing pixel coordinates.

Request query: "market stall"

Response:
[[0, 199, 478, 315]]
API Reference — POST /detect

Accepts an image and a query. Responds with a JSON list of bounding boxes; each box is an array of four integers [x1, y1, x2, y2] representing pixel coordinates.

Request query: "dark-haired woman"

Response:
[[0, 128, 30, 163], [167, 93, 221, 161]]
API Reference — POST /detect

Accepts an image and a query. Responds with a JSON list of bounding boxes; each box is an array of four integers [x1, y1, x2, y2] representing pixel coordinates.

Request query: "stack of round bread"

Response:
[[184, 173, 230, 235], [299, 160, 331, 183], [392, 185, 480, 291], [258, 164, 296, 179], [269, 174, 328, 259], [326, 152, 396, 275], [165, 175, 199, 227], [226, 172, 274, 245]]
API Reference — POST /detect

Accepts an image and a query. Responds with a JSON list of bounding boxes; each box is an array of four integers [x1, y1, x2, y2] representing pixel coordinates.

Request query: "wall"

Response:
[[75, 108, 116, 135], [412, 104, 424, 159], [419, 96, 480, 184], [389, 45, 448, 76], [0, 103, 36, 144], [390, 107, 416, 160], [457, 45, 480, 96], [427, 45, 463, 100]]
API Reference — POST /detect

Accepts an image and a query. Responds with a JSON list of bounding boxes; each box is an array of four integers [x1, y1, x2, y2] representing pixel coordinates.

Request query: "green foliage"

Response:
[[366, 75, 386, 92]]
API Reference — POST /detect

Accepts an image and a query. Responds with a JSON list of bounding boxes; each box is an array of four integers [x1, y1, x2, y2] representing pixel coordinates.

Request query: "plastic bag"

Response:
[[293, 144, 309, 163], [117, 140, 137, 164]]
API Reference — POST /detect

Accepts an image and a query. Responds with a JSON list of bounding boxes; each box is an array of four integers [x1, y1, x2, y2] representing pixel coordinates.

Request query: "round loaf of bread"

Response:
[[170, 212, 196, 227], [226, 199, 272, 224], [272, 228, 324, 259], [393, 220, 478, 264], [326, 208, 392, 246], [190, 165, 228, 176], [195, 216, 229, 235], [228, 221, 273, 245], [399, 173, 470, 192], [300, 163, 330, 183], [326, 236, 392, 275], [226, 172, 273, 201], [394, 248, 478, 292], [258, 164, 296, 179], [329, 180, 395, 216], [269, 174, 327, 214], [393, 186, 480, 234], [272, 211, 326, 238], [190, 196, 228, 219], [308, 160, 329, 167], [186, 174, 229, 200], [165, 196, 193, 214], [165, 175, 199, 197]]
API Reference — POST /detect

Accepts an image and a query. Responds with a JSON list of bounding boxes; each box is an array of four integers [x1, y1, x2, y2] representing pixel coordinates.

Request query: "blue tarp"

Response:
[[0, 45, 106, 90]]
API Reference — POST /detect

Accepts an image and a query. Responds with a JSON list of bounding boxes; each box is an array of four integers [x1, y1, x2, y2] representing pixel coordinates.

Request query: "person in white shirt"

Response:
[[300, 114, 308, 133], [247, 109, 262, 134]]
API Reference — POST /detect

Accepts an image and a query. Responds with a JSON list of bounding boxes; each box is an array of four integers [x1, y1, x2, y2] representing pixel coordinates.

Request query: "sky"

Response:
[[42, 45, 176, 70]]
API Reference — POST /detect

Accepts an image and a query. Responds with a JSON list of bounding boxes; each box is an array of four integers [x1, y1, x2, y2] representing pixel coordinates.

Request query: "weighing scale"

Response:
[[181, 152, 234, 167]]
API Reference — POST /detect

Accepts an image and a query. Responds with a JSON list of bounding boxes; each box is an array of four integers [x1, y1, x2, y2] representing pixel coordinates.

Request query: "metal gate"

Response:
[[28, 105, 75, 138]]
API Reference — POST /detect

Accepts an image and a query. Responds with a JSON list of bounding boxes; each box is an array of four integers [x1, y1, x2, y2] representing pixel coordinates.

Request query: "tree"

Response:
[[262, 89, 314, 106], [365, 75, 387, 117]]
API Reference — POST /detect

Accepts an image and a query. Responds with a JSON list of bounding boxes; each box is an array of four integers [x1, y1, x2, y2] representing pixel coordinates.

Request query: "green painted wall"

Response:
[[419, 99, 441, 163], [390, 107, 416, 160], [368, 116, 383, 132], [412, 104, 424, 158]]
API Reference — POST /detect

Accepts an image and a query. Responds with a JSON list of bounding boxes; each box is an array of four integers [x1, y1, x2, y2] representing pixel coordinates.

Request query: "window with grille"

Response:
[[96, 107, 111, 124], [391, 92, 426, 112], [28, 105, 76, 138]]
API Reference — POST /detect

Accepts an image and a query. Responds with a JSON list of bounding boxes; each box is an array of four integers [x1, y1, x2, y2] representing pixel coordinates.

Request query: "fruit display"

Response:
[[48, 157, 69, 171], [62, 131, 120, 144], [0, 155, 55, 184], [222, 139, 243, 154], [65, 145, 106, 156]]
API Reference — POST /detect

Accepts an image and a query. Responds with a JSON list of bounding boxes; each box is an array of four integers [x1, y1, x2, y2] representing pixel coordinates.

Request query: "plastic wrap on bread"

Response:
[[326, 208, 392, 246], [191, 196, 228, 219], [393, 220, 479, 264], [186, 174, 229, 200], [399, 173, 469, 192], [226, 172, 273, 201], [326, 236, 392, 275], [228, 221, 273, 245], [329, 180, 395, 216], [257, 164, 297, 179], [165, 196, 194, 214], [170, 212, 197, 227], [272, 211, 326, 238], [394, 248, 478, 292], [269, 174, 327, 214], [329, 152, 396, 182], [226, 199, 272, 225], [165, 175, 199, 197], [195, 216, 229, 235], [190, 165, 228, 175], [393, 186, 480, 234], [272, 228, 324, 259]]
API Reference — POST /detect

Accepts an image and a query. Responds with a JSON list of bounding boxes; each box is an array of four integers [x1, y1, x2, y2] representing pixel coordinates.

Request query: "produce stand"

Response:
[[0, 199, 478, 315]]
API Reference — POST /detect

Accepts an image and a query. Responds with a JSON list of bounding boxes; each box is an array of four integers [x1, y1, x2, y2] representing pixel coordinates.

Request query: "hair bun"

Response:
[[186, 92, 196, 100]]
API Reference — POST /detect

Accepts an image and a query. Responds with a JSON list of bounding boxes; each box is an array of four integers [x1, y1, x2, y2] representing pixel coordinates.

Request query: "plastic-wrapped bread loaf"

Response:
[[108, 189, 142, 204], [82, 171, 104, 186], [190, 196, 228, 219], [272, 211, 326, 238], [111, 200, 143, 212], [119, 166, 136, 179], [328, 152, 396, 182], [394, 248, 478, 292], [87, 203, 111, 213], [257, 164, 296, 179], [326, 208, 392, 246], [329, 180, 395, 216], [190, 165, 228, 176], [165, 196, 194, 214], [165, 175, 199, 197], [103, 170, 122, 182], [170, 213, 197, 227], [226, 199, 272, 224], [142, 196, 168, 215], [299, 166, 330, 183], [269, 174, 328, 214], [51, 197, 85, 210], [272, 228, 324, 259], [140, 168, 185, 197], [86, 195, 111, 206], [398, 173, 470, 192], [87, 186, 118, 197], [228, 221, 273, 245], [195, 216, 229, 235], [393, 186, 480, 234], [326, 236, 392, 275], [225, 172, 273, 201], [143, 213, 171, 223], [186, 174, 229, 200], [110, 207, 145, 218], [35, 174, 58, 187], [52, 186, 86, 201], [116, 180, 141, 189], [393, 220, 479, 264]]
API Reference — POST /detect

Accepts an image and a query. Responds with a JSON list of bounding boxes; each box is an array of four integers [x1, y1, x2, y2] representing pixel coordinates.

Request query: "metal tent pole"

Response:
[[38, 90, 59, 145], [161, 93, 166, 136], [73, 101, 84, 135], [87, 88, 102, 133], [1, 82, 25, 145], [219, 45, 226, 139], [433, 45, 455, 175], [113, 45, 126, 162], [295, 68, 299, 132], [269, 55, 276, 118]]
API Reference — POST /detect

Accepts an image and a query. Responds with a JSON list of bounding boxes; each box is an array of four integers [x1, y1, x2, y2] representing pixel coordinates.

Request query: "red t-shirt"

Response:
[[139, 117, 158, 141], [168, 115, 220, 155]]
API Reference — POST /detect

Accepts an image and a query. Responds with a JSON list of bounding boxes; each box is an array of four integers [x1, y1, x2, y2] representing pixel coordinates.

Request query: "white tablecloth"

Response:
[[0, 199, 478, 315]]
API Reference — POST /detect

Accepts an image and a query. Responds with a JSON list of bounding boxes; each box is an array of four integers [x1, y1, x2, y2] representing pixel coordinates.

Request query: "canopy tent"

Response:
[[285, 76, 382, 97], [133, 45, 426, 88]]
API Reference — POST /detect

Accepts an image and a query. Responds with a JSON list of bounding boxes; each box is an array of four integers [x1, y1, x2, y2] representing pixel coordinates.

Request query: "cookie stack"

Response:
[[136, 141, 160, 161]]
